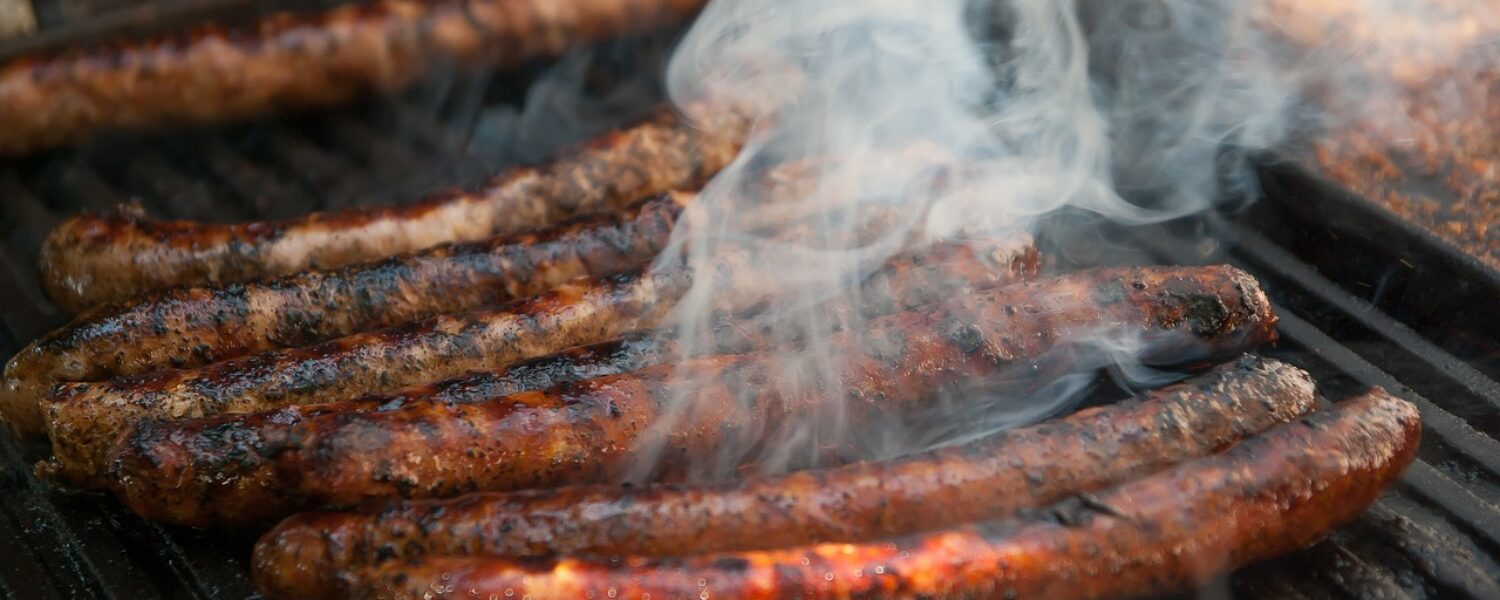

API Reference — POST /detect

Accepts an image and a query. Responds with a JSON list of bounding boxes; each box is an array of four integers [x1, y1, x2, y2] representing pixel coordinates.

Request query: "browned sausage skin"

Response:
[[252, 355, 1315, 599], [345, 388, 1420, 600], [37, 107, 748, 313], [0, 0, 710, 157], [2, 192, 688, 440], [269, 265, 1277, 509], [103, 239, 1041, 524]]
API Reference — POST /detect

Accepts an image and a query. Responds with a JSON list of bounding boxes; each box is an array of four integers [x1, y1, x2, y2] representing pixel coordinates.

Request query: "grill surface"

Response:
[[1, 22, 1499, 600]]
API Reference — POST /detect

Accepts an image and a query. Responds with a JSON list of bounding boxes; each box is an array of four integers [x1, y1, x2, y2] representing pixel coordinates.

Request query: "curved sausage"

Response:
[[252, 355, 1315, 599], [345, 387, 1420, 600], [3, 192, 687, 440], [37, 107, 748, 313], [0, 0, 709, 156], [104, 239, 1041, 523], [270, 265, 1277, 509]]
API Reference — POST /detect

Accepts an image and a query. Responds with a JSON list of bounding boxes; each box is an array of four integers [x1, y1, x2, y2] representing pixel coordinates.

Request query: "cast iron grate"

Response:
[[0, 27, 1498, 600]]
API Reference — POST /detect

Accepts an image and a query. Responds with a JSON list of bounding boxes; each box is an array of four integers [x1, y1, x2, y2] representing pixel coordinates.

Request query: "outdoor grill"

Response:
[[1, 1, 1498, 598]]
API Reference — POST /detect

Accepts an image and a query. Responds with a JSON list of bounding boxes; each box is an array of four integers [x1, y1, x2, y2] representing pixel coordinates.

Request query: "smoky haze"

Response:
[[615, 0, 1472, 481]]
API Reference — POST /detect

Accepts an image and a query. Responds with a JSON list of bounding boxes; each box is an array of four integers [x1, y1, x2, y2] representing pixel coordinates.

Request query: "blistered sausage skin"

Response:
[[57, 237, 715, 488], [252, 355, 1315, 599], [347, 388, 1420, 600], [105, 238, 1044, 525], [1, 193, 687, 441], [45, 268, 689, 490], [37, 107, 748, 314], [270, 265, 1278, 509], [0, 0, 710, 157]]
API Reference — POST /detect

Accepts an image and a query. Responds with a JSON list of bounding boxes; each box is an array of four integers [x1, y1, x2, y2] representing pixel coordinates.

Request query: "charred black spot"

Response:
[[947, 323, 985, 355], [713, 557, 751, 572], [1040, 496, 1099, 527], [1165, 292, 1232, 336]]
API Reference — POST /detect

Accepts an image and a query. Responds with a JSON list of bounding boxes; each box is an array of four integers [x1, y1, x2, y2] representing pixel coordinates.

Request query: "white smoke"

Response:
[[626, 0, 1493, 478]]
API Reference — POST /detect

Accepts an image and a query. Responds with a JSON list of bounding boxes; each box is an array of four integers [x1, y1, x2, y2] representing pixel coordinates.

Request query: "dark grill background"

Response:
[[1, 12, 1499, 600]]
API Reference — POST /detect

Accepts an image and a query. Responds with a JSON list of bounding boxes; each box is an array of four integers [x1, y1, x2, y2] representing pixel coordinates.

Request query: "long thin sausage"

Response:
[[37, 107, 748, 313], [252, 355, 1315, 599], [270, 265, 1278, 509], [346, 388, 1420, 600], [3, 192, 687, 440], [108, 240, 1044, 525], [0, 0, 709, 156]]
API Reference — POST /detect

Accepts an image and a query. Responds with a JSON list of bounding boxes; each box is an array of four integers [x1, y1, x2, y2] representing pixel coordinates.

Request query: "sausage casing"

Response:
[[105, 239, 1041, 523], [3, 193, 687, 440], [346, 388, 1420, 600], [37, 107, 747, 312], [0, 0, 710, 156], [273, 265, 1278, 509], [253, 355, 1314, 599]]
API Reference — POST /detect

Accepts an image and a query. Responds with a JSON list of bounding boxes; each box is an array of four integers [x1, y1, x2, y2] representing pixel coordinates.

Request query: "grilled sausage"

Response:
[[252, 355, 1316, 599], [267, 265, 1278, 509], [0, 0, 709, 157], [2, 193, 687, 440], [108, 238, 1044, 525], [37, 107, 749, 313], [58, 234, 1038, 486], [345, 388, 1420, 600]]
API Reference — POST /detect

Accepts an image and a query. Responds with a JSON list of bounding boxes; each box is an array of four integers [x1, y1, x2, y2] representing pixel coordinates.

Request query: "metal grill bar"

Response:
[[0, 37, 1498, 600], [190, 137, 298, 219], [1362, 498, 1500, 597], [1228, 222, 1500, 418], [1141, 232, 1500, 480]]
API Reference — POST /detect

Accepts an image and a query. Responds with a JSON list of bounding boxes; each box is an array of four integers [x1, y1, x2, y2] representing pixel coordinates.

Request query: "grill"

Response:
[[1, 8, 1499, 600]]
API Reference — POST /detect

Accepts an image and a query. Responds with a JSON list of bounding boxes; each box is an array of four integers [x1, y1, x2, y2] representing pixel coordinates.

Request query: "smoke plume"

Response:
[[627, 0, 1490, 479]]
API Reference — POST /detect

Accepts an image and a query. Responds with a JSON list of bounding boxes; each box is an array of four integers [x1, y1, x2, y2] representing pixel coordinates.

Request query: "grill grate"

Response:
[[1, 32, 1499, 600]]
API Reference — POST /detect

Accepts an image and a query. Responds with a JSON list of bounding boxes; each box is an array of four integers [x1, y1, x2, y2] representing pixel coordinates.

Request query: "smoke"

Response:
[[467, 32, 675, 166], [623, 0, 1487, 480]]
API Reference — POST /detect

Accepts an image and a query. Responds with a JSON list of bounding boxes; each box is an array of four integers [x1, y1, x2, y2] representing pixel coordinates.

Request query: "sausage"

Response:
[[252, 355, 1316, 599], [37, 107, 749, 313], [344, 387, 1420, 600], [61, 237, 1032, 489], [0, 0, 709, 156], [2, 192, 688, 441], [105, 238, 1044, 525], [267, 265, 1278, 509]]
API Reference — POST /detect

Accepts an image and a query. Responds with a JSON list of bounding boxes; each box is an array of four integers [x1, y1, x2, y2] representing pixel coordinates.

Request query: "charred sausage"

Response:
[[252, 355, 1315, 599], [104, 239, 1041, 523], [2, 193, 687, 440], [0, 0, 709, 156], [37, 107, 748, 313], [268, 265, 1277, 509], [345, 387, 1420, 600]]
